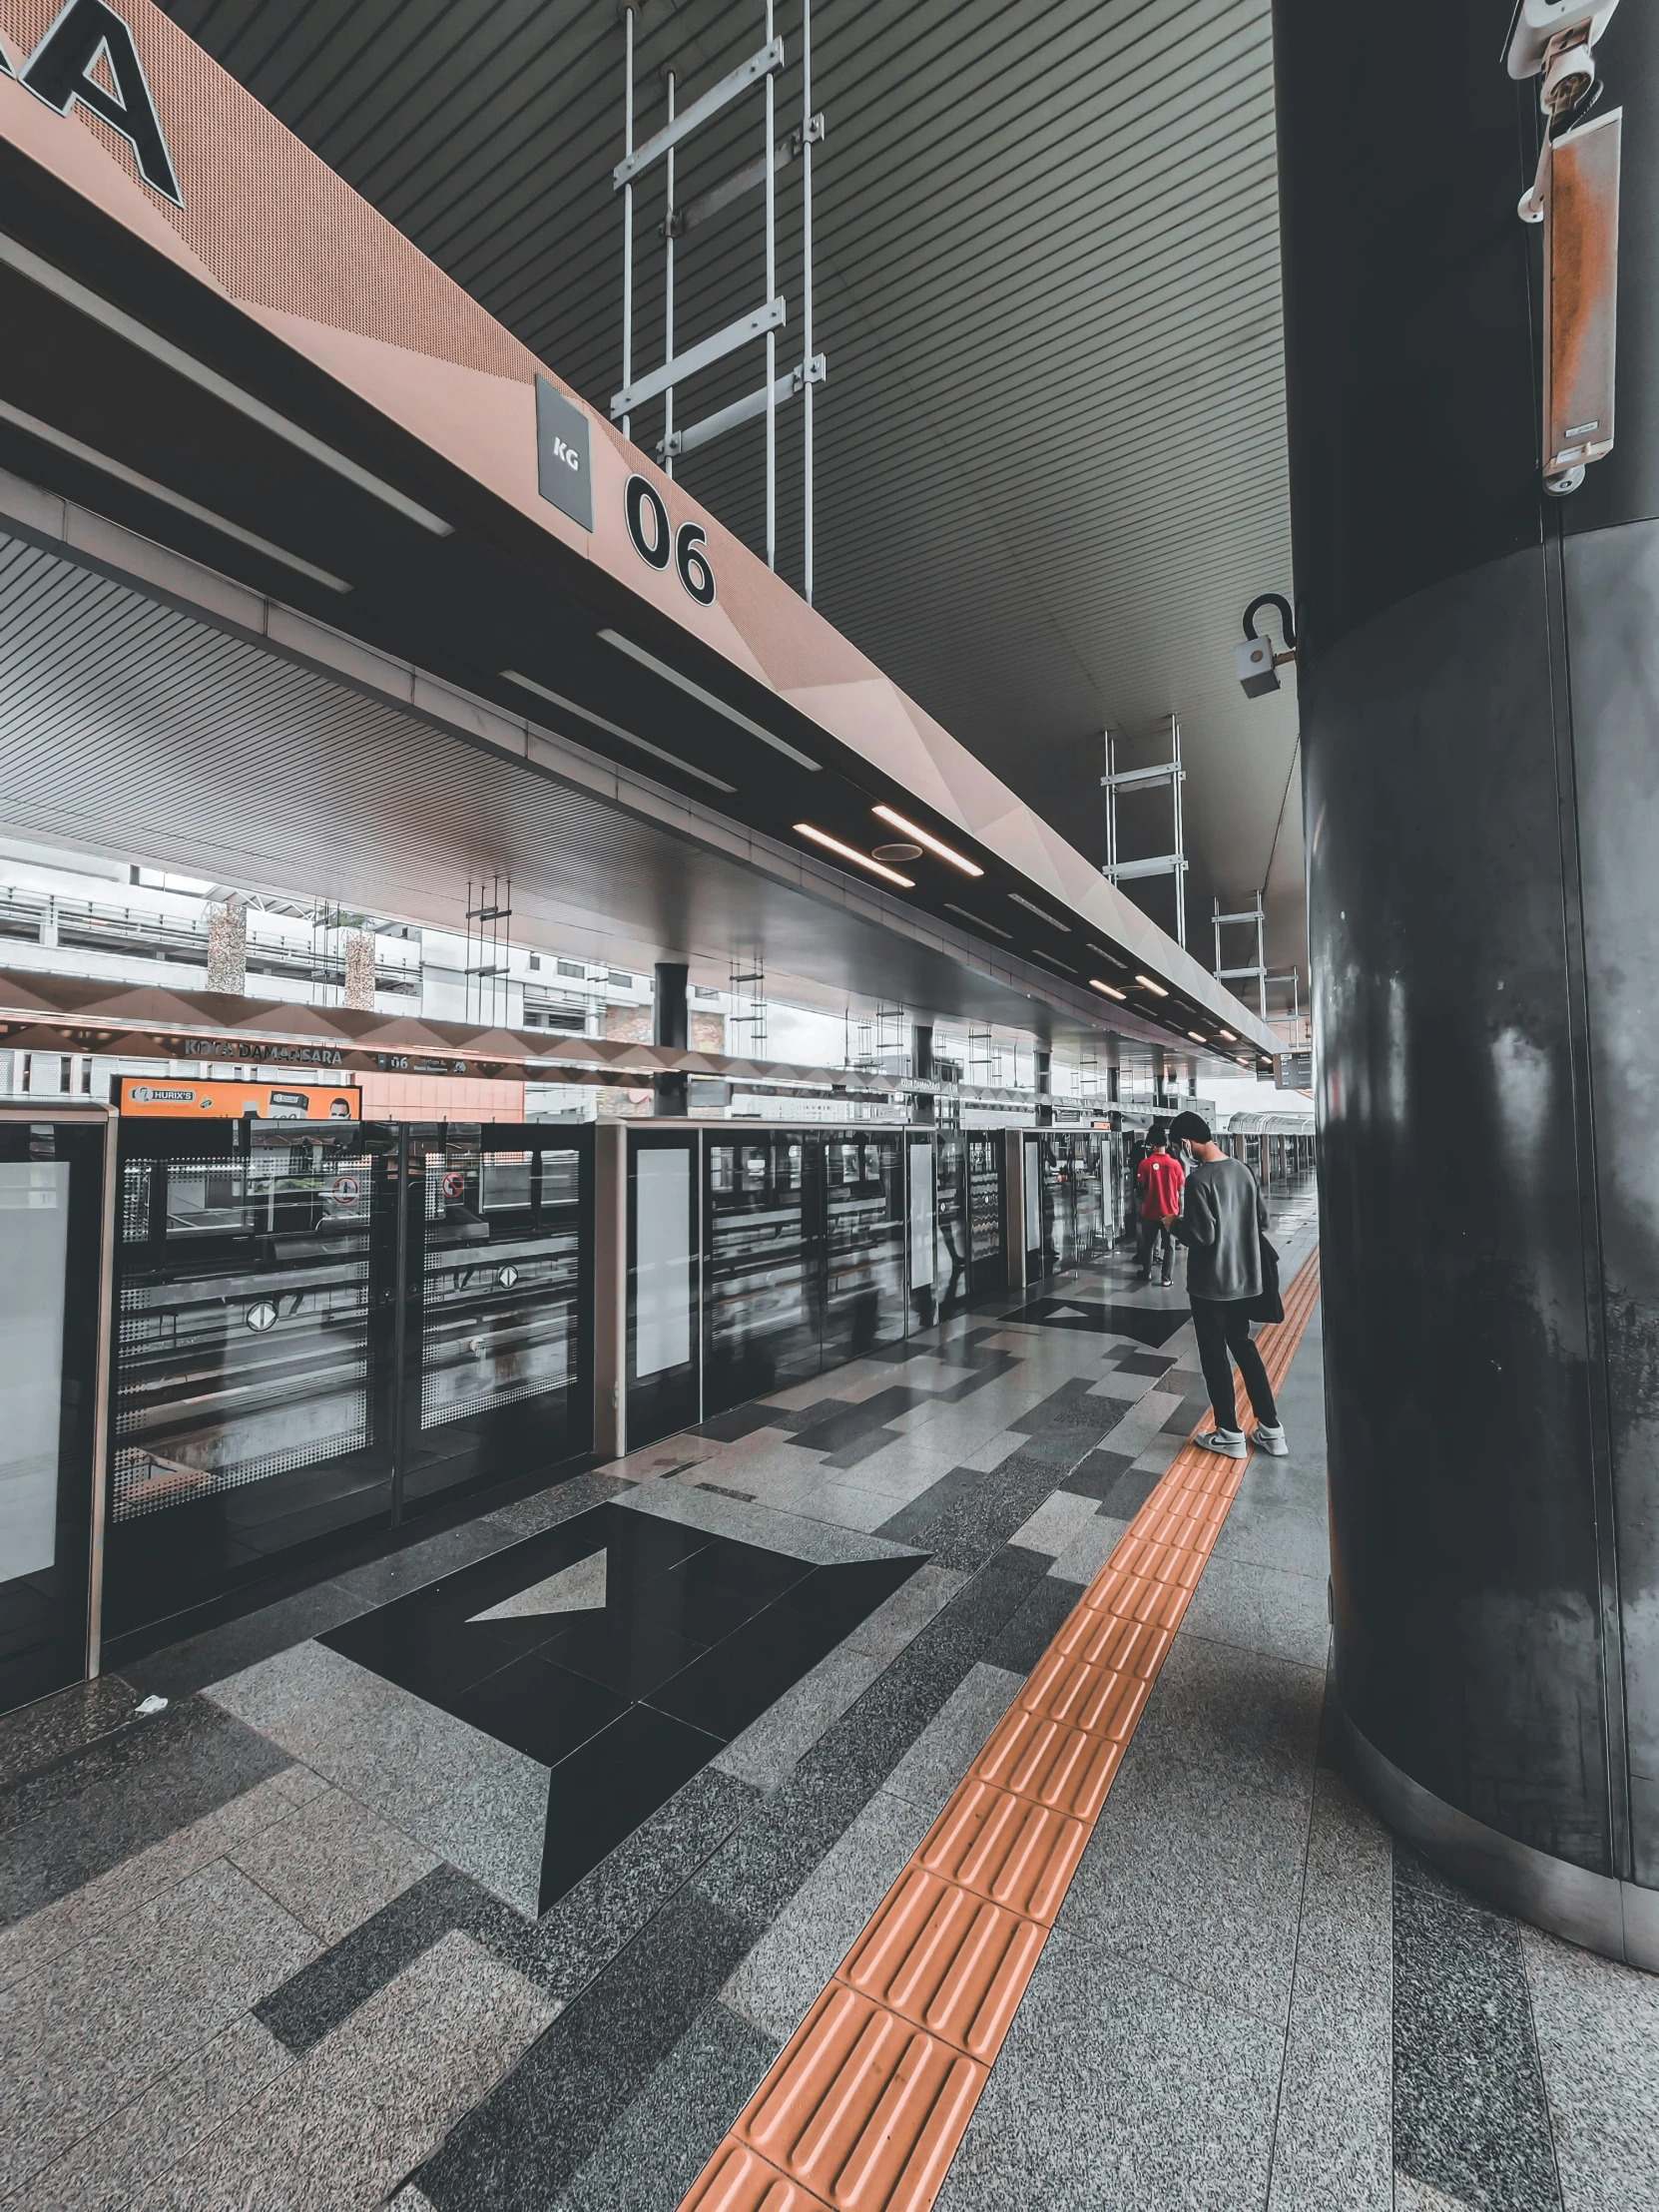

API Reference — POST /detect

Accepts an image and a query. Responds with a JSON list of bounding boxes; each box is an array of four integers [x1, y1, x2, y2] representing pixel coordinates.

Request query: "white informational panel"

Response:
[[635, 1147, 692, 1379], [1024, 1139, 1041, 1253], [908, 1142, 935, 1289], [0, 1163, 69, 1580]]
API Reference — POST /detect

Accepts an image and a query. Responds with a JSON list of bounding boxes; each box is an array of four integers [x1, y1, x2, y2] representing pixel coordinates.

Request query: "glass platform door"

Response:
[[822, 1133, 904, 1365], [629, 1128, 702, 1445], [0, 1111, 111, 1717], [103, 1118, 397, 1644], [966, 1132, 1006, 1299], [703, 1131, 823, 1416], [403, 1125, 592, 1513]]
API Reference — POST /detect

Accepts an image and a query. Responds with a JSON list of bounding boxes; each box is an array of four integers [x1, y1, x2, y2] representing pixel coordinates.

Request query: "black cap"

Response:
[[1167, 1110, 1212, 1146]]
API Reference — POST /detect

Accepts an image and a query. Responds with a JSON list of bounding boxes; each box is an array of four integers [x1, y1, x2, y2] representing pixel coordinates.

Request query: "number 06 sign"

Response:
[[624, 475, 716, 607]]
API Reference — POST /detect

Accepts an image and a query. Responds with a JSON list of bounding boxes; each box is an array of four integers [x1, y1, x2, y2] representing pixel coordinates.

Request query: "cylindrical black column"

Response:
[[911, 1022, 935, 1127], [1276, 0, 1659, 1966], [652, 962, 688, 1118]]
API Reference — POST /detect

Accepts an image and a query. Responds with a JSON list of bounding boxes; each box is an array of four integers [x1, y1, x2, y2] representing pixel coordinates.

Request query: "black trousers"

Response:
[[1136, 1217, 1175, 1276], [1191, 1296, 1278, 1430]]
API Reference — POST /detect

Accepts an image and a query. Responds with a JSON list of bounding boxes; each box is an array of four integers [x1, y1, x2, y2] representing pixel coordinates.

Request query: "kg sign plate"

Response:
[[535, 376, 592, 531]]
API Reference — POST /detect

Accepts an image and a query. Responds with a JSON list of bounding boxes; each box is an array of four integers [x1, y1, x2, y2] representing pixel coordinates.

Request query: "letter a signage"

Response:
[[4, 0, 183, 207]]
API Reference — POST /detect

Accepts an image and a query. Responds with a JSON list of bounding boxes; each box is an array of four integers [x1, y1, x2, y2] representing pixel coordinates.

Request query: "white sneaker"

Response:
[[1254, 1422, 1290, 1457], [1193, 1427, 1247, 1458]]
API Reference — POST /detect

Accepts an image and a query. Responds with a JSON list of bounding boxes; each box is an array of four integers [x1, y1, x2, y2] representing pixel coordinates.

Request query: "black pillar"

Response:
[[652, 962, 688, 1118], [1277, 0, 1659, 1964], [1034, 1048, 1053, 1128], [910, 1022, 934, 1127]]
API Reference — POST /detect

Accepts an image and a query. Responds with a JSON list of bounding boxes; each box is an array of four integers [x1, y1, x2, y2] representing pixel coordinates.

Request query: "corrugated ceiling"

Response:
[[157, 0, 1305, 999]]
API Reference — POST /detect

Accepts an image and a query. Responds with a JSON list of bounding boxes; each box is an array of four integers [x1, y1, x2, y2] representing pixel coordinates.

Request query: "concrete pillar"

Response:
[[205, 895, 246, 993], [653, 962, 689, 1117], [343, 927, 376, 1011], [1277, 0, 1659, 1964]]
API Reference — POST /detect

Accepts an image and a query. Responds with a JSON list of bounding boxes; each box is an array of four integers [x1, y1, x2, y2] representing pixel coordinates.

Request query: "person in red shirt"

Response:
[[1135, 1124, 1184, 1286]]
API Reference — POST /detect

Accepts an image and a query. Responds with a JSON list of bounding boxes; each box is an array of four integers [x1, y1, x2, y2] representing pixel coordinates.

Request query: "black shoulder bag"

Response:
[[1248, 1234, 1285, 1325]]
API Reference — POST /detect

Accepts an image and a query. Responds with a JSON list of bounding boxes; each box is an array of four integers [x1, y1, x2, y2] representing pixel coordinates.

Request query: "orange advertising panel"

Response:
[[116, 1078, 360, 1120]]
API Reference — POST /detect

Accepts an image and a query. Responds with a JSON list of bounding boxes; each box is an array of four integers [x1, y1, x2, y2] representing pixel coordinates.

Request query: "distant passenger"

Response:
[[1135, 1123, 1183, 1287], [1163, 1111, 1288, 1459]]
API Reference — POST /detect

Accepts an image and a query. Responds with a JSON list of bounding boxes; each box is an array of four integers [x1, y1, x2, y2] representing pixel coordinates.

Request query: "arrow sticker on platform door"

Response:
[[469, 1548, 607, 1620]]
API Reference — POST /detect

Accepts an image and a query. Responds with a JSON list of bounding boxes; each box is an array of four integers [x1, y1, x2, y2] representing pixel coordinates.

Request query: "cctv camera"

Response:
[[1504, 0, 1621, 81], [1236, 636, 1280, 699]]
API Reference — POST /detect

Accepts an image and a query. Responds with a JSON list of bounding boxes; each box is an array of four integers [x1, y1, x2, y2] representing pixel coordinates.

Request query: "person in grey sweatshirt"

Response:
[[1162, 1111, 1288, 1459]]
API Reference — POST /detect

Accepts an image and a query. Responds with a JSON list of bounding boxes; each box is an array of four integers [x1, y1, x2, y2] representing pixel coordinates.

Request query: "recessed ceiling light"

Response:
[[1009, 893, 1071, 932], [794, 824, 914, 887], [871, 805, 983, 876], [600, 629, 820, 770], [501, 670, 736, 793], [1090, 979, 1126, 1000], [1027, 946, 1078, 976], [1087, 943, 1129, 969], [1218, 1028, 1236, 1041], [944, 902, 1012, 939], [1135, 974, 1170, 997], [1187, 1031, 1206, 1043]]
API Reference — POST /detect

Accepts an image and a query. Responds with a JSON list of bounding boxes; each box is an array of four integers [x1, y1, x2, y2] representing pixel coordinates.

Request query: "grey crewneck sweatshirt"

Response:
[[1172, 1154, 1267, 1301]]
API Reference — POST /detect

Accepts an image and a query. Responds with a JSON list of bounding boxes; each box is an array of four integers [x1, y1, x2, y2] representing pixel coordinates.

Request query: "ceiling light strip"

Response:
[[1135, 973, 1170, 997], [1008, 891, 1071, 931], [794, 823, 913, 887], [870, 804, 983, 876], [0, 231, 452, 535], [1089, 978, 1126, 1001], [599, 629, 820, 770], [0, 398, 351, 592], [1026, 946, 1078, 976], [943, 902, 1012, 940], [500, 669, 735, 792]]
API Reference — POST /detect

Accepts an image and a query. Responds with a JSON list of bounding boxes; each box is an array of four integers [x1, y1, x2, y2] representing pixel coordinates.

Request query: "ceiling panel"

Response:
[[158, 0, 1305, 996]]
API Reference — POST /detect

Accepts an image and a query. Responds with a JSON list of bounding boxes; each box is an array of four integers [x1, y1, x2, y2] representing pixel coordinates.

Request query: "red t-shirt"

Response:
[[1137, 1151, 1184, 1220]]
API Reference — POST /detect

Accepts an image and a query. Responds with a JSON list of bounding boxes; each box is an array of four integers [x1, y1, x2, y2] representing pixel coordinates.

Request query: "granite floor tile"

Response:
[[0, 1674, 145, 1789], [18, 2009, 295, 2212], [935, 1932, 1282, 2212], [788, 1477, 910, 1533], [0, 1696, 292, 1927], [1267, 1963, 1391, 2211], [414, 1884, 761, 2211], [1047, 1511, 1132, 1588], [1208, 1488, 1332, 1581], [1179, 1552, 1332, 1671], [880, 1661, 1022, 1823], [491, 1471, 639, 1535], [120, 1581, 373, 1703], [1010, 1487, 1109, 1560], [551, 1998, 780, 2212], [0, 1857, 318, 2195], [614, 1476, 916, 1564], [1392, 1848, 1563, 2212], [401, 1746, 549, 1915], [1297, 1766, 1393, 1990], [1056, 1447, 1141, 1504], [204, 1640, 367, 1735], [1055, 1634, 1322, 2024], [227, 1781, 439, 1942], [153, 1930, 554, 2211], [0, 1770, 305, 1994], [525, 1766, 757, 2007], [721, 1787, 929, 2044], [984, 1572, 1088, 1669], [711, 1644, 886, 1792], [840, 1560, 968, 1664], [696, 1549, 1044, 1924], [876, 1447, 1085, 1570], [1394, 2178, 1481, 2211], [327, 1517, 530, 1610], [1519, 1923, 1659, 2212], [1098, 1388, 1186, 1459], [254, 1866, 525, 2054]]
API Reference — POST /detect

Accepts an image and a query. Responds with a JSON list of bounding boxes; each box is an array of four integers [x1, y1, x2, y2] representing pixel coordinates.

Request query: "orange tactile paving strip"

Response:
[[681, 1249, 1323, 2212]]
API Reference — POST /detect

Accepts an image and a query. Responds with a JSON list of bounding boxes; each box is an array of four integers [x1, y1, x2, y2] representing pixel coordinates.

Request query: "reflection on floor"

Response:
[[2, 1175, 1656, 2212]]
